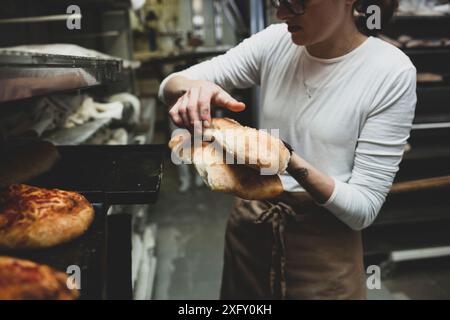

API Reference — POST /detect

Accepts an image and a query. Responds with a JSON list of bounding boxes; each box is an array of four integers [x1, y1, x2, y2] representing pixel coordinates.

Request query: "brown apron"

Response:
[[220, 193, 366, 300]]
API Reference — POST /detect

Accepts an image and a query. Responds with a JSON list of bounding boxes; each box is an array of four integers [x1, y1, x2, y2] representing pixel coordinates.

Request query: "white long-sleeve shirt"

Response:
[[159, 23, 417, 230]]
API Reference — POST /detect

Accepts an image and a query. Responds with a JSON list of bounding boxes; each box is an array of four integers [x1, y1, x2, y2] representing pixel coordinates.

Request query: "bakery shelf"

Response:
[[364, 220, 450, 256], [365, 157, 450, 255], [417, 79, 450, 89], [0, 50, 122, 103], [385, 14, 450, 39], [28, 144, 165, 205], [379, 187, 450, 225], [412, 121, 450, 130], [403, 126, 450, 161], [135, 46, 232, 69], [393, 14, 450, 21], [403, 144, 450, 161], [417, 85, 450, 104], [0, 202, 108, 300], [0, 0, 131, 20], [403, 47, 450, 56], [416, 113, 450, 123]]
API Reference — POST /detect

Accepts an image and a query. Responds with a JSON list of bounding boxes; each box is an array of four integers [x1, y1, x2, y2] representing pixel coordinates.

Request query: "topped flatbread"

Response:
[[0, 256, 79, 300], [0, 184, 94, 249]]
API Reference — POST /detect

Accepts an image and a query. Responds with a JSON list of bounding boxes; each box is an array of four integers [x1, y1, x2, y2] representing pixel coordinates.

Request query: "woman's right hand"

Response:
[[168, 78, 246, 129]]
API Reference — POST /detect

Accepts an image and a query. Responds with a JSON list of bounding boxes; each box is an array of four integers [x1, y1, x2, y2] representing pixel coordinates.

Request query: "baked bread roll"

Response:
[[417, 73, 443, 83], [169, 129, 284, 200], [204, 118, 291, 175], [0, 184, 95, 250], [0, 139, 60, 188], [0, 256, 79, 300]]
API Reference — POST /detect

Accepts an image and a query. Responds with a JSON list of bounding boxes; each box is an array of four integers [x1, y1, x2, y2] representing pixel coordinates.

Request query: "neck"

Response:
[[306, 23, 368, 59]]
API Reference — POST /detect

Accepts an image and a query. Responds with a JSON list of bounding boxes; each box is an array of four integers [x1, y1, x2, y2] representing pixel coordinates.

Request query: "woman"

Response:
[[159, 0, 416, 299]]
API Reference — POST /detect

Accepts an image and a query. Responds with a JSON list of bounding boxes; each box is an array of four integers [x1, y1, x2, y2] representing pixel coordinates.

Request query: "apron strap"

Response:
[[254, 201, 296, 300]]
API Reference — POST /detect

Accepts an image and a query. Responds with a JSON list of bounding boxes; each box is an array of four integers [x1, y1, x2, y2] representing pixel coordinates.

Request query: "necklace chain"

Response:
[[301, 36, 367, 99], [302, 56, 312, 99]]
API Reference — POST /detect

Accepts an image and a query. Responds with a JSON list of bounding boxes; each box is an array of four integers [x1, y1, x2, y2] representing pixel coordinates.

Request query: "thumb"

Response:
[[212, 89, 246, 112]]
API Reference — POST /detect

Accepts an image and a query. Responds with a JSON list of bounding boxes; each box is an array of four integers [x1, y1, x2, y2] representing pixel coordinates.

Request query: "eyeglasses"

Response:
[[271, 0, 306, 15]]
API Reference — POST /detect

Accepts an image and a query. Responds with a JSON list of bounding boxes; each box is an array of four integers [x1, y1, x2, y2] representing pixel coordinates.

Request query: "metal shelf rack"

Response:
[[0, 50, 122, 103]]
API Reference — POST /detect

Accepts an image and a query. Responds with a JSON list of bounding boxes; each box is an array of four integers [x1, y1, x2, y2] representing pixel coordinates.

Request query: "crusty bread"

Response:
[[169, 127, 284, 200], [193, 142, 284, 200], [0, 139, 60, 188], [0, 184, 94, 249], [0, 256, 79, 300], [168, 131, 192, 163], [204, 118, 291, 175]]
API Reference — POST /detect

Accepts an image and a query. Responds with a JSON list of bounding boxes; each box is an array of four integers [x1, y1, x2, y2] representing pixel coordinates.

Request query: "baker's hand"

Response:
[[168, 80, 246, 129]]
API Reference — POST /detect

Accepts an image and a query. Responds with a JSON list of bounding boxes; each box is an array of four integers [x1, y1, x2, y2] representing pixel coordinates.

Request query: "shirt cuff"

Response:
[[158, 72, 181, 105], [317, 177, 341, 207]]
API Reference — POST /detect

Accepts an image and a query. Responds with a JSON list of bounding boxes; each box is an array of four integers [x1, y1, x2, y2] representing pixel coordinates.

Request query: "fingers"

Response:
[[198, 87, 212, 127], [168, 81, 245, 130], [212, 90, 246, 112], [178, 94, 190, 127], [169, 96, 183, 127], [169, 91, 203, 129], [169, 86, 213, 129], [187, 87, 201, 128]]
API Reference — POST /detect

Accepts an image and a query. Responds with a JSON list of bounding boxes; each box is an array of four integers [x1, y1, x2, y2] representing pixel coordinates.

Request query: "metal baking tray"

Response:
[[0, 202, 108, 300], [28, 144, 165, 204], [0, 50, 122, 103]]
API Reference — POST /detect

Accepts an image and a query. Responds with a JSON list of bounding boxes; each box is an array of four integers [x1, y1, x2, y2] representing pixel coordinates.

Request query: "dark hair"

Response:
[[353, 0, 399, 36]]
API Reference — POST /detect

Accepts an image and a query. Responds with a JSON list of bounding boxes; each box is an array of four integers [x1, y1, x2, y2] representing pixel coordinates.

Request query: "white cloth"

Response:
[[64, 97, 124, 128], [107, 93, 141, 124], [159, 23, 417, 230], [0, 94, 83, 138]]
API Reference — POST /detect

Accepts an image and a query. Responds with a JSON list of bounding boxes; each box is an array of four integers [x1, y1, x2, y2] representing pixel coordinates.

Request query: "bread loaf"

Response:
[[0, 139, 60, 188], [204, 118, 291, 175], [169, 126, 284, 200]]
